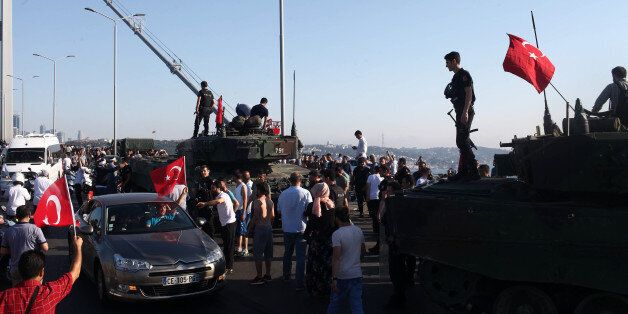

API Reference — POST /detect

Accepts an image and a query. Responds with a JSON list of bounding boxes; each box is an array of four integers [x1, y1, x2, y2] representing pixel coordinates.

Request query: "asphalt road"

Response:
[[1, 199, 450, 314]]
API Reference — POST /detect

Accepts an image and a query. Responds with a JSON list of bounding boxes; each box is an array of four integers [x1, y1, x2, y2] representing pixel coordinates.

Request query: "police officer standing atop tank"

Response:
[[444, 51, 480, 181], [193, 81, 217, 138]]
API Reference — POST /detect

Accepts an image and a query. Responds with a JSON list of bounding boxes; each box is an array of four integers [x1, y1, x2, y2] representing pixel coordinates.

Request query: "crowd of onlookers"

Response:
[[0, 134, 495, 312]]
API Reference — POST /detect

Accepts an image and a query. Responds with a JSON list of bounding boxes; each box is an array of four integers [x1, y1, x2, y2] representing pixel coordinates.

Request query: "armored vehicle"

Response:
[[387, 101, 628, 314], [129, 133, 302, 197]]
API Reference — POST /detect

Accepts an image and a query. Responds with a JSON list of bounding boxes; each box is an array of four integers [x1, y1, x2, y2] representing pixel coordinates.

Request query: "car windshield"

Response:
[[106, 202, 195, 235], [5, 148, 45, 163]]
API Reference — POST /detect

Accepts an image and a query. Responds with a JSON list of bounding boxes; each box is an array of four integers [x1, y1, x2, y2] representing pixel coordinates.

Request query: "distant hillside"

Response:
[[152, 139, 508, 173], [303, 144, 509, 173]]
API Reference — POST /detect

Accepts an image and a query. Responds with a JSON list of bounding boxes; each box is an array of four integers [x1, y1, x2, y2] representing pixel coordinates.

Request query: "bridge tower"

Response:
[[0, 0, 12, 141]]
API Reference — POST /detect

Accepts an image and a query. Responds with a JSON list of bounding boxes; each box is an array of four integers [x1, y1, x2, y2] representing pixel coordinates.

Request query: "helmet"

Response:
[[39, 169, 49, 177], [11, 172, 25, 183]]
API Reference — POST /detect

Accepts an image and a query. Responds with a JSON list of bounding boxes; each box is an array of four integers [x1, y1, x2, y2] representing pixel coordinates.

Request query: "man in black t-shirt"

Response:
[[193, 81, 216, 138], [444, 51, 479, 180], [350, 157, 371, 218], [249, 97, 270, 128]]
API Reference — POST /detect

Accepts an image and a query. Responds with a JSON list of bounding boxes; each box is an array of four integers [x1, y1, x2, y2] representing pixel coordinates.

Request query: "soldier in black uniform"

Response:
[[193, 81, 216, 138], [444, 51, 480, 180], [193, 165, 216, 237], [117, 158, 132, 193]]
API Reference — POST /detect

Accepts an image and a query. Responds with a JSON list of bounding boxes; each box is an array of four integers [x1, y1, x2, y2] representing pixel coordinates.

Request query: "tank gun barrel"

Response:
[[102, 0, 198, 95]]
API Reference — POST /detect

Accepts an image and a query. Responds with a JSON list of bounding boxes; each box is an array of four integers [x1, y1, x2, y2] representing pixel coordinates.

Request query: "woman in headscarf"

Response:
[[303, 182, 336, 297]]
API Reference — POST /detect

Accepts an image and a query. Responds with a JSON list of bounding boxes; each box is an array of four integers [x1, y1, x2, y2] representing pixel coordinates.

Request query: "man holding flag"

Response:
[[444, 51, 480, 181], [0, 233, 83, 313], [150, 157, 187, 196]]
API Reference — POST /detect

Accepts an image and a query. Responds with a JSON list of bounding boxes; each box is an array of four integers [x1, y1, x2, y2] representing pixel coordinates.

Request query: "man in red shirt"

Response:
[[0, 236, 83, 313]]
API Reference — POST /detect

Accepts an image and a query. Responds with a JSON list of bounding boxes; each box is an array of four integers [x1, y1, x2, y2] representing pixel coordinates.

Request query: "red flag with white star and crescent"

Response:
[[34, 176, 75, 228], [503, 34, 555, 93], [150, 156, 187, 197]]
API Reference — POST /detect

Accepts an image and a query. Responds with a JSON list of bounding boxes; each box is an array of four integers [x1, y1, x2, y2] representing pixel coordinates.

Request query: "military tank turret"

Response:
[[387, 98, 628, 314]]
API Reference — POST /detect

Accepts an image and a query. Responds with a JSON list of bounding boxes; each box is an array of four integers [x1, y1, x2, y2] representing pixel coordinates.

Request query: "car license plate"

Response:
[[162, 274, 201, 286]]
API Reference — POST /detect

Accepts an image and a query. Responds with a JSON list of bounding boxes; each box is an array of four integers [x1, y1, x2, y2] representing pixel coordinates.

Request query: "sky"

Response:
[[9, 0, 628, 148]]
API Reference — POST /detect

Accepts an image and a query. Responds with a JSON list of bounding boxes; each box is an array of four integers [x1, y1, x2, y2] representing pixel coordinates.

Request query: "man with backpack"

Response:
[[323, 169, 347, 209], [592, 66, 628, 126]]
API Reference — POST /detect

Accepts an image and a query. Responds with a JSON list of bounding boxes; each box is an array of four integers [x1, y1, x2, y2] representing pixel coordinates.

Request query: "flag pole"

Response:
[[531, 11, 553, 135], [64, 176, 77, 237], [531, 11, 572, 135]]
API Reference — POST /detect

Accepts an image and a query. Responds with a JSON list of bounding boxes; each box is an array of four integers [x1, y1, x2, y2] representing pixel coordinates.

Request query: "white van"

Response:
[[0, 133, 64, 199]]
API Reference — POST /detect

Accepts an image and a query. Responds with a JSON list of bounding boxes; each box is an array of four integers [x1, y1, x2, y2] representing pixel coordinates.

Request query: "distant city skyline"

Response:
[[9, 1, 628, 148]]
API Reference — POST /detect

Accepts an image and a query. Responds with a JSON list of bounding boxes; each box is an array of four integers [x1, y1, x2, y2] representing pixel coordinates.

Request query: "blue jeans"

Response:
[[328, 278, 363, 314], [283, 232, 306, 287]]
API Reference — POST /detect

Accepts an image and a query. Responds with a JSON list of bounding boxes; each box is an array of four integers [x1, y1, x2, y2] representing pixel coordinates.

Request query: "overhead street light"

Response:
[[33, 53, 75, 134]]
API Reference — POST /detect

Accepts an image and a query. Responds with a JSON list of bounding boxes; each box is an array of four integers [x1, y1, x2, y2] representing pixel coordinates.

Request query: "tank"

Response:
[[386, 109, 628, 313], [128, 132, 304, 198]]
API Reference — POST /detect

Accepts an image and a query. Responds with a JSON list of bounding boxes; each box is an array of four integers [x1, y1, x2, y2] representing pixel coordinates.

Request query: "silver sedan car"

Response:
[[71, 193, 226, 302]]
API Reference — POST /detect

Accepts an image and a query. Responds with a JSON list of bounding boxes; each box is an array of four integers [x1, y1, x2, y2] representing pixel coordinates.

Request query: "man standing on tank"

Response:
[[193, 81, 217, 138], [444, 51, 480, 181]]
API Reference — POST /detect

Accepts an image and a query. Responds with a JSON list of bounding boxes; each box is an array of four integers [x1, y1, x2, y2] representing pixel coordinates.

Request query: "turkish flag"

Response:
[[150, 156, 186, 196], [503, 34, 555, 93], [216, 96, 224, 125], [34, 176, 75, 227]]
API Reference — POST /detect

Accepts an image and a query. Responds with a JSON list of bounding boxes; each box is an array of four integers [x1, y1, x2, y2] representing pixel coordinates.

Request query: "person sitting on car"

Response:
[[145, 203, 177, 228]]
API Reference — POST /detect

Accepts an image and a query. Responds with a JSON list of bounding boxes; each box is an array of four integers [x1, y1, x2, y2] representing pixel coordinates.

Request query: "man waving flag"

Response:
[[33, 176, 76, 228], [503, 34, 555, 93], [150, 156, 187, 196]]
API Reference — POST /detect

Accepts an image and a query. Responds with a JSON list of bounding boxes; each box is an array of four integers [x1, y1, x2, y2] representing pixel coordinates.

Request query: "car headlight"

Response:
[[206, 248, 224, 263], [114, 254, 153, 272]]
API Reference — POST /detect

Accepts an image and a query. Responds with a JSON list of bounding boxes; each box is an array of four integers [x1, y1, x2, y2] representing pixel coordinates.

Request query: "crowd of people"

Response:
[[0, 130, 496, 312]]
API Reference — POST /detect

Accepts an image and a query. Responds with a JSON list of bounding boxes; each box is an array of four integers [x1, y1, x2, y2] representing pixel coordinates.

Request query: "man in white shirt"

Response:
[[203, 179, 236, 273], [352, 130, 368, 159], [277, 172, 312, 290], [33, 169, 53, 206], [7, 173, 31, 219], [365, 165, 385, 254], [168, 184, 188, 210], [62, 154, 72, 173], [329, 207, 365, 314]]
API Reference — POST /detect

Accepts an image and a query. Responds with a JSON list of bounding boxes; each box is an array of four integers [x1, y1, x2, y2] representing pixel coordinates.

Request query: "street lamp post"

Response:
[[6, 75, 24, 135], [85, 7, 117, 156], [85, 8, 143, 156], [32, 54, 75, 134]]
